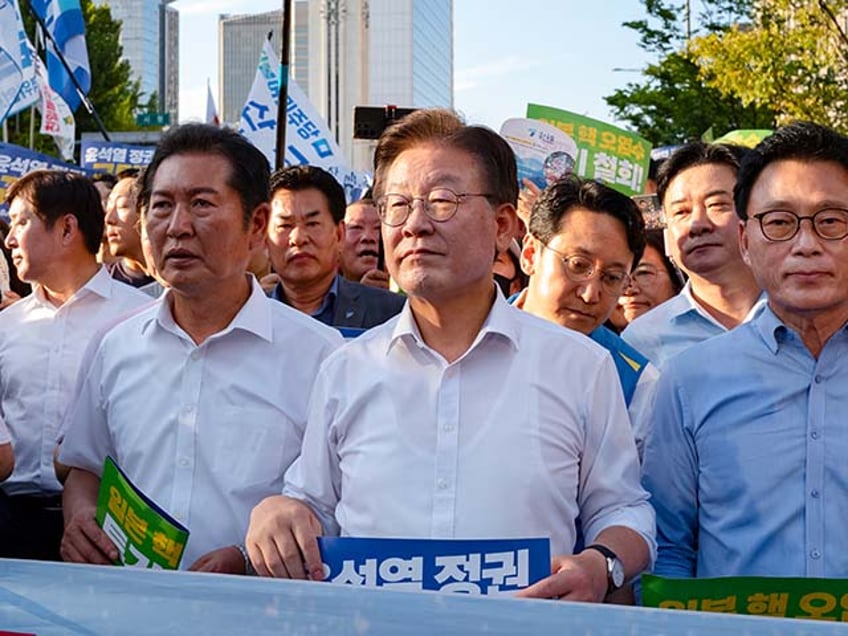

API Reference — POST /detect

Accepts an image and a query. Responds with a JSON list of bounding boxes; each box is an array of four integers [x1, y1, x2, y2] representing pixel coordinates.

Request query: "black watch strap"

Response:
[[584, 543, 624, 594]]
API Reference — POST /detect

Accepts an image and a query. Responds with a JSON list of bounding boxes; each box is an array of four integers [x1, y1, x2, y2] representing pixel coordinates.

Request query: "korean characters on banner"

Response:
[[238, 38, 369, 203], [643, 574, 848, 622], [0, 142, 93, 209], [318, 537, 550, 595], [80, 141, 156, 175], [526, 103, 652, 197], [499, 118, 578, 190]]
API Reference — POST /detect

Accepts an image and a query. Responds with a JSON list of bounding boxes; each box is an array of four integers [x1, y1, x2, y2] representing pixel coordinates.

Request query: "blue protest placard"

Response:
[[0, 142, 93, 213], [80, 140, 156, 174], [319, 537, 551, 595]]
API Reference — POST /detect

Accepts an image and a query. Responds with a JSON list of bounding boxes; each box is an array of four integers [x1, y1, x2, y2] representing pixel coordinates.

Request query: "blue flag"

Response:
[[29, 0, 90, 112]]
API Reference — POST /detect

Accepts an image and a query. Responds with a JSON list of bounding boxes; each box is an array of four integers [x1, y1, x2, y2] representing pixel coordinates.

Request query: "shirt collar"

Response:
[[32, 265, 113, 308], [387, 285, 520, 358], [150, 276, 273, 344], [673, 281, 766, 327]]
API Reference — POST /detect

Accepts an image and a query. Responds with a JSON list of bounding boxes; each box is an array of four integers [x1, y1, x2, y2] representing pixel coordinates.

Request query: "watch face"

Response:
[[610, 558, 625, 588]]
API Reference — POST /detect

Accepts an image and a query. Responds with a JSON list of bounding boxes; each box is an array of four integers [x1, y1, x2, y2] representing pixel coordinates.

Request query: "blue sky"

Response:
[[175, 0, 652, 131]]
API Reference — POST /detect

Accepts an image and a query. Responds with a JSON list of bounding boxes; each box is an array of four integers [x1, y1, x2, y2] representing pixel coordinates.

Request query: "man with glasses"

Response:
[[266, 166, 404, 331], [621, 142, 762, 368], [247, 109, 654, 602], [643, 121, 848, 578], [512, 176, 658, 460]]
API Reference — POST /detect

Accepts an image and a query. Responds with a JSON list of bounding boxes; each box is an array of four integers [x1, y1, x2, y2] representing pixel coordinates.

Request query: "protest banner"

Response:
[[526, 104, 652, 197], [239, 39, 370, 202], [643, 574, 848, 622], [713, 129, 772, 148], [499, 118, 578, 190], [0, 142, 92, 207], [95, 456, 189, 570], [319, 537, 550, 595], [0, 0, 38, 122], [80, 140, 155, 174]]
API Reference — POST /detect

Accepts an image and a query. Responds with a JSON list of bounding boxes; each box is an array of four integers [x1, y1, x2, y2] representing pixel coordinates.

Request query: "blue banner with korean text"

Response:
[[80, 140, 155, 175], [0, 142, 93, 214], [318, 537, 550, 595]]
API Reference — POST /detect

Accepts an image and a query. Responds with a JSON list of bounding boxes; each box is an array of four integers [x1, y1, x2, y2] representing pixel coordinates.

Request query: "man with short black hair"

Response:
[[267, 165, 404, 330], [622, 142, 762, 367], [0, 170, 148, 560], [247, 109, 654, 603], [644, 121, 848, 578], [514, 176, 657, 458], [59, 124, 342, 573]]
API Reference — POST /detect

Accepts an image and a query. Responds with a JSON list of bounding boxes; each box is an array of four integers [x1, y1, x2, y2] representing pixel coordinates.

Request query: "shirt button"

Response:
[[437, 479, 448, 490], [190, 350, 201, 361], [179, 457, 190, 467], [814, 375, 823, 384], [443, 423, 454, 432], [811, 549, 821, 559], [183, 404, 194, 414], [811, 489, 820, 498], [811, 431, 820, 440]]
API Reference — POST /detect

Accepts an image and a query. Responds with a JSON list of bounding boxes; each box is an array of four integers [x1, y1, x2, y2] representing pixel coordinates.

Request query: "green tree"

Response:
[[690, 0, 848, 133], [604, 0, 775, 146], [6, 0, 145, 157]]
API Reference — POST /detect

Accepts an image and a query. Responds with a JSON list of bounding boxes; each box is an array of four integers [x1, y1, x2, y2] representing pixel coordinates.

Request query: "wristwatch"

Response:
[[584, 544, 625, 595]]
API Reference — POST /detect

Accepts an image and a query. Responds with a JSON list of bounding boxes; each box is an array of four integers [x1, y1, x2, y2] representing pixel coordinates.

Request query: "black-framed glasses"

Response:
[[752, 208, 848, 242], [540, 241, 631, 296], [375, 188, 493, 227]]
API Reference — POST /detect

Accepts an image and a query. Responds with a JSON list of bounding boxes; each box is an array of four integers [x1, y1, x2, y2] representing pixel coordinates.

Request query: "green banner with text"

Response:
[[526, 103, 652, 197], [642, 574, 848, 621]]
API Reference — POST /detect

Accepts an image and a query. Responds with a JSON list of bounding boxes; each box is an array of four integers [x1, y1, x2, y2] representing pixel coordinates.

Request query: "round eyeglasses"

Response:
[[540, 242, 631, 296], [627, 264, 667, 289], [375, 188, 493, 227], [752, 208, 848, 242]]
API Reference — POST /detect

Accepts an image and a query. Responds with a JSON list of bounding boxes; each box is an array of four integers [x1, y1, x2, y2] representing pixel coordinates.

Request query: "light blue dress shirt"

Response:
[[642, 304, 848, 578], [621, 283, 763, 368]]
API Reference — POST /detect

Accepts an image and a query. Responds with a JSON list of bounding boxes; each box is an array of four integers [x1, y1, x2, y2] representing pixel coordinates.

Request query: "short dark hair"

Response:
[[139, 123, 270, 228], [372, 108, 518, 207], [5, 170, 104, 254], [269, 165, 346, 223], [735, 121, 848, 220], [116, 167, 140, 181], [644, 228, 685, 294], [529, 176, 646, 269], [656, 142, 740, 207]]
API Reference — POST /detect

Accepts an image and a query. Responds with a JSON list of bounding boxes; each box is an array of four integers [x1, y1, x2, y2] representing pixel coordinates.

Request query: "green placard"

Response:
[[713, 129, 772, 148], [526, 103, 652, 197], [95, 456, 189, 569], [642, 574, 848, 621], [135, 112, 171, 127]]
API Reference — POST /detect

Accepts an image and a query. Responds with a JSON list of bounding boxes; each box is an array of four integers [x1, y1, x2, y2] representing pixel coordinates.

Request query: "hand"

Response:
[[515, 550, 608, 603], [188, 545, 246, 574], [245, 495, 324, 580], [359, 269, 390, 289], [0, 290, 21, 310], [517, 179, 542, 226], [60, 503, 119, 565]]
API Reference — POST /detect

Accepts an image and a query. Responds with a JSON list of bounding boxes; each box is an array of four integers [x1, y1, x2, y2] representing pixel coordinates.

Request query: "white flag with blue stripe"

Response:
[[0, 0, 38, 123], [30, 0, 90, 113]]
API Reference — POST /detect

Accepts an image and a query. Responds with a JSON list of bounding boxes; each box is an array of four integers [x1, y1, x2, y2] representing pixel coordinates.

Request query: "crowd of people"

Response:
[[1, 109, 847, 605]]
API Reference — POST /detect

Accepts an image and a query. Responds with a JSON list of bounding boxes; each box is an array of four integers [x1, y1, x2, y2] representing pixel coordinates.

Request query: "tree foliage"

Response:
[[605, 0, 775, 146], [6, 0, 146, 157], [690, 0, 848, 133]]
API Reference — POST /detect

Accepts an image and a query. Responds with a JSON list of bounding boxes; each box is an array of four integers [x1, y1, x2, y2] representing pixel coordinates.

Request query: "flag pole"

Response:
[[23, 0, 111, 141], [274, 0, 292, 170]]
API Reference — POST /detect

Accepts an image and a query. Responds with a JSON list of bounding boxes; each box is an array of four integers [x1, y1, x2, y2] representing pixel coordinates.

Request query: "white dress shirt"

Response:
[[60, 278, 343, 567], [284, 292, 656, 559], [0, 267, 149, 496], [0, 418, 10, 445]]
